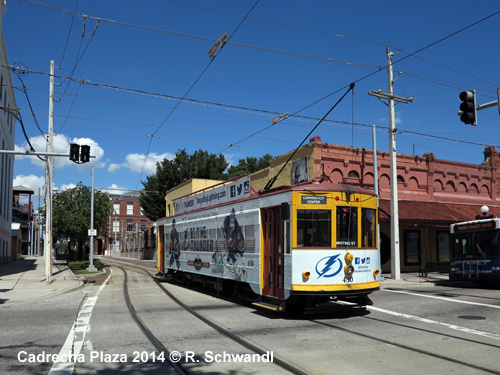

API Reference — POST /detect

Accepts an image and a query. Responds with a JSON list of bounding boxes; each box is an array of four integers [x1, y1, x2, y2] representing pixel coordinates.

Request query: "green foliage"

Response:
[[49, 182, 111, 249], [139, 149, 228, 221], [68, 259, 104, 271], [226, 154, 273, 179]]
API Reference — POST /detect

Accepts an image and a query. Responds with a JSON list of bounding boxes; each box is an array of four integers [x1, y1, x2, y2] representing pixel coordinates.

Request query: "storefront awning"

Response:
[[378, 199, 500, 225]]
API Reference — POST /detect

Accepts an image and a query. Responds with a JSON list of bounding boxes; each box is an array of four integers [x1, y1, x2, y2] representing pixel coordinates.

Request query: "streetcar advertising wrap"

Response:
[[291, 250, 380, 290], [164, 203, 261, 293]]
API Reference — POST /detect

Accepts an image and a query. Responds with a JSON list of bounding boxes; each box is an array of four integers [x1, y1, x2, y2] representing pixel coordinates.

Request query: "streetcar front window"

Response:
[[361, 208, 377, 248], [337, 206, 357, 247], [452, 229, 500, 259], [297, 210, 331, 247]]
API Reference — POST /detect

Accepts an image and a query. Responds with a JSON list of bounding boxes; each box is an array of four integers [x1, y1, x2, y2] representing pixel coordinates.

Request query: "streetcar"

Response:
[[155, 176, 381, 311], [450, 206, 500, 284]]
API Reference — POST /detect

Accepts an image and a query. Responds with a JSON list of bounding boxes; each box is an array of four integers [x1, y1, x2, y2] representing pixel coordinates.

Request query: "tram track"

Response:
[[113, 261, 309, 375], [310, 314, 500, 375], [105, 258, 500, 374]]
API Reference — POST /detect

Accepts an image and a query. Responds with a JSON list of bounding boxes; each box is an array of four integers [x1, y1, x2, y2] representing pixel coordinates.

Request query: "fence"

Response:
[[118, 230, 157, 260]]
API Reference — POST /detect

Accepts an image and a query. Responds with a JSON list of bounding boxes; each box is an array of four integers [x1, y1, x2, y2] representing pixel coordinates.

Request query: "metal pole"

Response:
[[37, 187, 41, 256], [373, 125, 383, 281], [87, 166, 97, 271], [45, 60, 54, 283], [387, 47, 401, 280]]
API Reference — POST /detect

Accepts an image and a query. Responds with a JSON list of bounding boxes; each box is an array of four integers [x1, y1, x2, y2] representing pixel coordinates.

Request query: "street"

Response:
[[2, 260, 500, 375]]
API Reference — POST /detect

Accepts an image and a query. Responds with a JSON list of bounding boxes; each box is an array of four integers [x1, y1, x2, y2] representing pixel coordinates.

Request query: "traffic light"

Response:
[[69, 144, 80, 162], [459, 90, 477, 125], [80, 145, 91, 163]]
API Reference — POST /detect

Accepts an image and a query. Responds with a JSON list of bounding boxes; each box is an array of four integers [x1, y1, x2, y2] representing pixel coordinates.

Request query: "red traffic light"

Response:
[[459, 91, 474, 101], [458, 90, 477, 125]]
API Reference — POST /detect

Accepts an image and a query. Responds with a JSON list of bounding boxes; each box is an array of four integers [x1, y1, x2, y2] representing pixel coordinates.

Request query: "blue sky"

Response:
[[7, 0, 500, 207]]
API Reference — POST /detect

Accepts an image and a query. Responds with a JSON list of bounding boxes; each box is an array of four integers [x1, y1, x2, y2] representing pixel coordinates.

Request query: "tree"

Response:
[[49, 182, 111, 259], [226, 153, 273, 179], [139, 149, 228, 221]]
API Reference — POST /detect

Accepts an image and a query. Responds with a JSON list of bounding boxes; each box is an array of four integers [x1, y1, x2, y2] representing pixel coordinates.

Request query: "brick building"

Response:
[[249, 136, 500, 273], [106, 191, 154, 255]]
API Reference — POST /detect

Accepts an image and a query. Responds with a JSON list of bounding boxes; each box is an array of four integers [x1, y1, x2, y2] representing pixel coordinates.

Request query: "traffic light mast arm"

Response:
[[0, 150, 96, 158], [476, 100, 498, 111]]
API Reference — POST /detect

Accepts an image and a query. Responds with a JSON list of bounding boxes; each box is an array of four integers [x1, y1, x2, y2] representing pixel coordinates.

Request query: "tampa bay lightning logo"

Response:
[[315, 255, 343, 279]]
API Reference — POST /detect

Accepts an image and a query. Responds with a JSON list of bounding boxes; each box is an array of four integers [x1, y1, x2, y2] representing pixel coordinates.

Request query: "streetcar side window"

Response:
[[361, 208, 377, 248], [337, 206, 357, 247], [297, 210, 331, 247]]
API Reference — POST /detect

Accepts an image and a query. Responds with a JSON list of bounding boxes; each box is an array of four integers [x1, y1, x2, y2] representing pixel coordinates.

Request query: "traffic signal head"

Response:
[[80, 145, 91, 163], [69, 143, 80, 162], [459, 90, 477, 125]]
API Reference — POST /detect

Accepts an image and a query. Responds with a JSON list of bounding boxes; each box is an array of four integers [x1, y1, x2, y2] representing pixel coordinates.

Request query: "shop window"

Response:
[[437, 232, 449, 263], [404, 230, 421, 266]]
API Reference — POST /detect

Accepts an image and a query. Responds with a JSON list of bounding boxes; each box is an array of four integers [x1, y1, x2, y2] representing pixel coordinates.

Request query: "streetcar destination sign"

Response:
[[301, 196, 327, 205]]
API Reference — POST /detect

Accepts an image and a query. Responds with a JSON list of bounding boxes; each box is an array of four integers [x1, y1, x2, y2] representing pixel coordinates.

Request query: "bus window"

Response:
[[361, 208, 376, 248], [337, 206, 357, 247], [297, 210, 331, 247]]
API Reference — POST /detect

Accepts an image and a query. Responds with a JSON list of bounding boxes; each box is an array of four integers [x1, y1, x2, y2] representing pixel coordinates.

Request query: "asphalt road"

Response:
[[3, 264, 500, 375]]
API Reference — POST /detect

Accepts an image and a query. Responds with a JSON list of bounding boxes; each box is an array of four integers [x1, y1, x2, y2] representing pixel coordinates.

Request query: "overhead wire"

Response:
[[135, 0, 261, 188], [10, 67, 500, 152], [58, 0, 79, 67]]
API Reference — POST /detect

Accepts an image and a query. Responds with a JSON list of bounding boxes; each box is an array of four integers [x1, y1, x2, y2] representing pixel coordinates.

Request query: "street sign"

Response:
[[88, 229, 97, 236], [208, 32, 228, 59]]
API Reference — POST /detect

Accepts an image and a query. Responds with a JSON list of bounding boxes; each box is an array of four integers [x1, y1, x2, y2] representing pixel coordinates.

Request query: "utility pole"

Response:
[[45, 60, 55, 283], [368, 47, 414, 280], [87, 166, 97, 271], [372, 125, 382, 280]]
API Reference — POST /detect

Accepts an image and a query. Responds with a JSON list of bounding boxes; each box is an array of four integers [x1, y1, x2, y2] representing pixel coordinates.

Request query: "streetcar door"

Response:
[[262, 207, 285, 299], [158, 225, 164, 274]]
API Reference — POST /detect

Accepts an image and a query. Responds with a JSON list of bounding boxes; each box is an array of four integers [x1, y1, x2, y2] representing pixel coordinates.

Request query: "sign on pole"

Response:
[[208, 32, 228, 59], [88, 229, 97, 236]]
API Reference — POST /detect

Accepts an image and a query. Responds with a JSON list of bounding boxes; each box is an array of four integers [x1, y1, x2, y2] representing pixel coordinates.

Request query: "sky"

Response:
[[6, 0, 500, 208]]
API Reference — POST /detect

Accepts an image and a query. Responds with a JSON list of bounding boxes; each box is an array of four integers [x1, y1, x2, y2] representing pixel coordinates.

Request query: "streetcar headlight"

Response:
[[344, 265, 354, 276], [492, 267, 500, 271]]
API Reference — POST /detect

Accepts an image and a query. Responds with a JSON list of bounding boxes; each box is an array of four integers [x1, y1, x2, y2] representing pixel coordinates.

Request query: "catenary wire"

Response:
[[136, 0, 261, 188], [9, 70, 500, 152]]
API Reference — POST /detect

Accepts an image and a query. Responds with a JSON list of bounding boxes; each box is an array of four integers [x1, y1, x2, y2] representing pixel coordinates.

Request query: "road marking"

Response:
[[48, 269, 112, 375], [382, 288, 500, 309], [368, 305, 500, 341]]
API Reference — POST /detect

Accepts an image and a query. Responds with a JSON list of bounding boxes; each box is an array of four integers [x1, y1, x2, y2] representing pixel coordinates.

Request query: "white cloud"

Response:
[[16, 134, 105, 170], [108, 152, 174, 175], [105, 183, 128, 195], [60, 183, 77, 191], [108, 163, 121, 173]]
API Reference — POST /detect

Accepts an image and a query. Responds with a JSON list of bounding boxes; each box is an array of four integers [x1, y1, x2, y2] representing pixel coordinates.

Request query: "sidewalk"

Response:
[[381, 271, 455, 287], [0, 256, 83, 304]]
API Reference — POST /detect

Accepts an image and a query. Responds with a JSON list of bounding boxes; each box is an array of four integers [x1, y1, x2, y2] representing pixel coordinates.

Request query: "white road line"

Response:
[[48, 269, 112, 375], [368, 305, 500, 341], [382, 288, 500, 309]]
